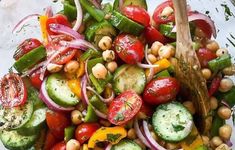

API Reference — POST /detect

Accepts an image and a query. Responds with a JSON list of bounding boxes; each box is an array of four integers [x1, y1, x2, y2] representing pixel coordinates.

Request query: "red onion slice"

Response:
[[225, 140, 233, 147], [49, 24, 84, 39], [60, 39, 96, 51], [134, 119, 152, 148], [85, 58, 91, 83], [73, 0, 83, 31], [86, 86, 114, 103], [142, 120, 166, 150], [45, 6, 53, 17], [39, 78, 75, 112], [137, 62, 160, 69], [105, 144, 112, 150], [12, 14, 40, 34], [221, 100, 231, 109]]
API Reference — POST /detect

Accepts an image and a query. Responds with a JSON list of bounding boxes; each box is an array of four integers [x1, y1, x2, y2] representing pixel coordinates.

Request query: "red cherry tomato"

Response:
[[139, 102, 154, 117], [0, 73, 27, 108], [13, 38, 42, 60], [75, 123, 100, 144], [144, 26, 166, 45], [208, 76, 222, 97], [44, 131, 60, 150], [46, 111, 70, 138], [46, 14, 71, 35], [108, 90, 142, 125], [143, 77, 180, 105], [51, 141, 66, 150], [29, 69, 44, 89], [196, 48, 217, 68], [114, 34, 144, 64], [122, 6, 150, 27], [52, 48, 77, 65], [152, 0, 174, 24]]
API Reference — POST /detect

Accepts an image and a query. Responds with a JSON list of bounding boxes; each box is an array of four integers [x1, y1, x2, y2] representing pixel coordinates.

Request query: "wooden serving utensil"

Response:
[[172, 0, 212, 134]]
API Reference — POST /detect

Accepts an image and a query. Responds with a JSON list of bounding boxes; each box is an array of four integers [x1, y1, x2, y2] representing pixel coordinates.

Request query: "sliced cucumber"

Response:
[[0, 130, 38, 150], [159, 24, 176, 39], [113, 65, 146, 95], [111, 139, 142, 150], [109, 11, 144, 36], [152, 101, 193, 142], [0, 99, 33, 130], [46, 73, 79, 107], [14, 46, 46, 73], [17, 107, 47, 136], [27, 86, 45, 109], [113, 0, 147, 10]]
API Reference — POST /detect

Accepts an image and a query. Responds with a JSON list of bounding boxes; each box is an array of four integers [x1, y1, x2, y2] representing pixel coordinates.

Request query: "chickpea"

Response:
[[206, 40, 220, 52], [64, 60, 79, 74], [151, 41, 163, 56], [209, 97, 218, 110], [127, 128, 137, 139], [98, 36, 112, 51], [92, 63, 108, 79], [82, 144, 89, 150], [102, 50, 115, 62], [211, 136, 223, 147], [195, 27, 206, 38], [99, 119, 111, 127], [137, 112, 148, 119], [47, 63, 63, 73], [219, 78, 234, 92], [161, 6, 174, 17], [147, 54, 157, 64], [165, 143, 180, 150], [219, 124, 232, 140], [106, 61, 118, 73], [222, 65, 235, 76], [183, 101, 196, 114], [215, 144, 231, 150], [201, 68, 212, 80], [66, 139, 80, 150], [134, 139, 146, 150], [201, 135, 210, 146], [158, 45, 175, 59], [216, 48, 228, 57], [217, 106, 231, 120], [71, 110, 83, 125]]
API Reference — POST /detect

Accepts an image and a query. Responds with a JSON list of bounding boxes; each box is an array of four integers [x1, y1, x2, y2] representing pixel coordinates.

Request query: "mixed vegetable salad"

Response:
[[0, 0, 234, 150]]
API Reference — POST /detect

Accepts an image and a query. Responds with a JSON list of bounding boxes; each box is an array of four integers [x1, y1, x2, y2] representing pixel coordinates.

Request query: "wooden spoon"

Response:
[[172, 0, 212, 134]]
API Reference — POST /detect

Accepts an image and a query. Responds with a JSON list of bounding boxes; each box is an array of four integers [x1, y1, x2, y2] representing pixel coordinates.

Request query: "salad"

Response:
[[0, 0, 234, 150]]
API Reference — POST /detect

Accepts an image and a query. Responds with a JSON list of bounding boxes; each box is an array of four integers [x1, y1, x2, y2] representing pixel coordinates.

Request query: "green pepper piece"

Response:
[[208, 54, 232, 72], [87, 57, 104, 74], [216, 86, 235, 107], [64, 126, 75, 142], [154, 70, 170, 79], [84, 104, 98, 122], [210, 114, 225, 136], [80, 49, 101, 61], [80, 0, 105, 22], [64, 1, 77, 21], [103, 3, 113, 15], [89, 95, 108, 114], [89, 74, 105, 94]]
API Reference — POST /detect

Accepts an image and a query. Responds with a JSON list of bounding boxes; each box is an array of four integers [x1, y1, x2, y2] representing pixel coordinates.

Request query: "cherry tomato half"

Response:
[[108, 90, 142, 125], [46, 14, 71, 35], [75, 123, 100, 144], [144, 26, 166, 45], [152, 0, 174, 24], [29, 69, 44, 89], [114, 34, 144, 64], [0, 73, 27, 107], [44, 130, 60, 150], [122, 6, 150, 27], [46, 111, 70, 138], [13, 38, 42, 60], [194, 20, 213, 39], [196, 48, 217, 68], [51, 141, 66, 150], [52, 47, 77, 65], [143, 77, 180, 105]]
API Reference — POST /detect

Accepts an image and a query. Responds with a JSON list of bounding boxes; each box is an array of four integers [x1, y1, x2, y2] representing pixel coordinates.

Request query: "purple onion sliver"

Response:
[[73, 0, 83, 31]]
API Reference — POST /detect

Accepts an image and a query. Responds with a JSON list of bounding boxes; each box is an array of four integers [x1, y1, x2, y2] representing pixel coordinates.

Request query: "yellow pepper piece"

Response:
[[68, 78, 82, 99], [88, 126, 127, 148], [76, 60, 85, 78], [180, 125, 205, 150], [39, 15, 48, 44], [145, 58, 171, 77]]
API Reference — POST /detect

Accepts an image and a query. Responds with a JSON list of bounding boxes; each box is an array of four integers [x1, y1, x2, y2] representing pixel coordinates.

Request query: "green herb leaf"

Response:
[[107, 133, 122, 142], [172, 124, 185, 132], [114, 112, 125, 122]]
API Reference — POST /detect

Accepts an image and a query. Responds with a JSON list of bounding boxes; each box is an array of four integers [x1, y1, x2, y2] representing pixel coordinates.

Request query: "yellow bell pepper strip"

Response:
[[68, 78, 82, 99], [145, 58, 171, 77], [76, 60, 85, 78], [88, 126, 127, 148], [39, 15, 49, 44]]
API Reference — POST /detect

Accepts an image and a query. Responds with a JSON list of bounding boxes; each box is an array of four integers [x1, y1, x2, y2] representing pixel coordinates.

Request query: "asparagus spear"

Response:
[[172, 0, 212, 134]]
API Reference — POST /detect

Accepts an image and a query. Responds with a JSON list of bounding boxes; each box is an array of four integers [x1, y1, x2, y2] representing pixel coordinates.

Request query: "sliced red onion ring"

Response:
[[90, 0, 101, 9], [45, 6, 53, 17], [137, 62, 160, 69], [60, 39, 96, 51], [73, 0, 83, 31], [81, 76, 107, 119], [86, 86, 114, 103], [12, 14, 40, 34], [144, 45, 154, 82], [134, 119, 152, 148], [105, 144, 112, 150], [39, 78, 75, 112], [49, 24, 84, 39], [85, 57, 91, 83], [142, 120, 166, 150], [221, 100, 231, 109], [225, 140, 233, 147]]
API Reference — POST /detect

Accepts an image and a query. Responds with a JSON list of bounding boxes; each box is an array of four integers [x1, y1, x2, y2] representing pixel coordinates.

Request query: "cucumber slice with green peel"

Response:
[[152, 101, 193, 142], [46, 73, 79, 107], [208, 54, 232, 72], [17, 107, 47, 136], [113, 0, 147, 10], [14, 46, 46, 73], [0, 130, 38, 150], [0, 99, 34, 130], [113, 65, 146, 95], [109, 11, 144, 36], [111, 139, 142, 150], [27, 86, 45, 109]]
